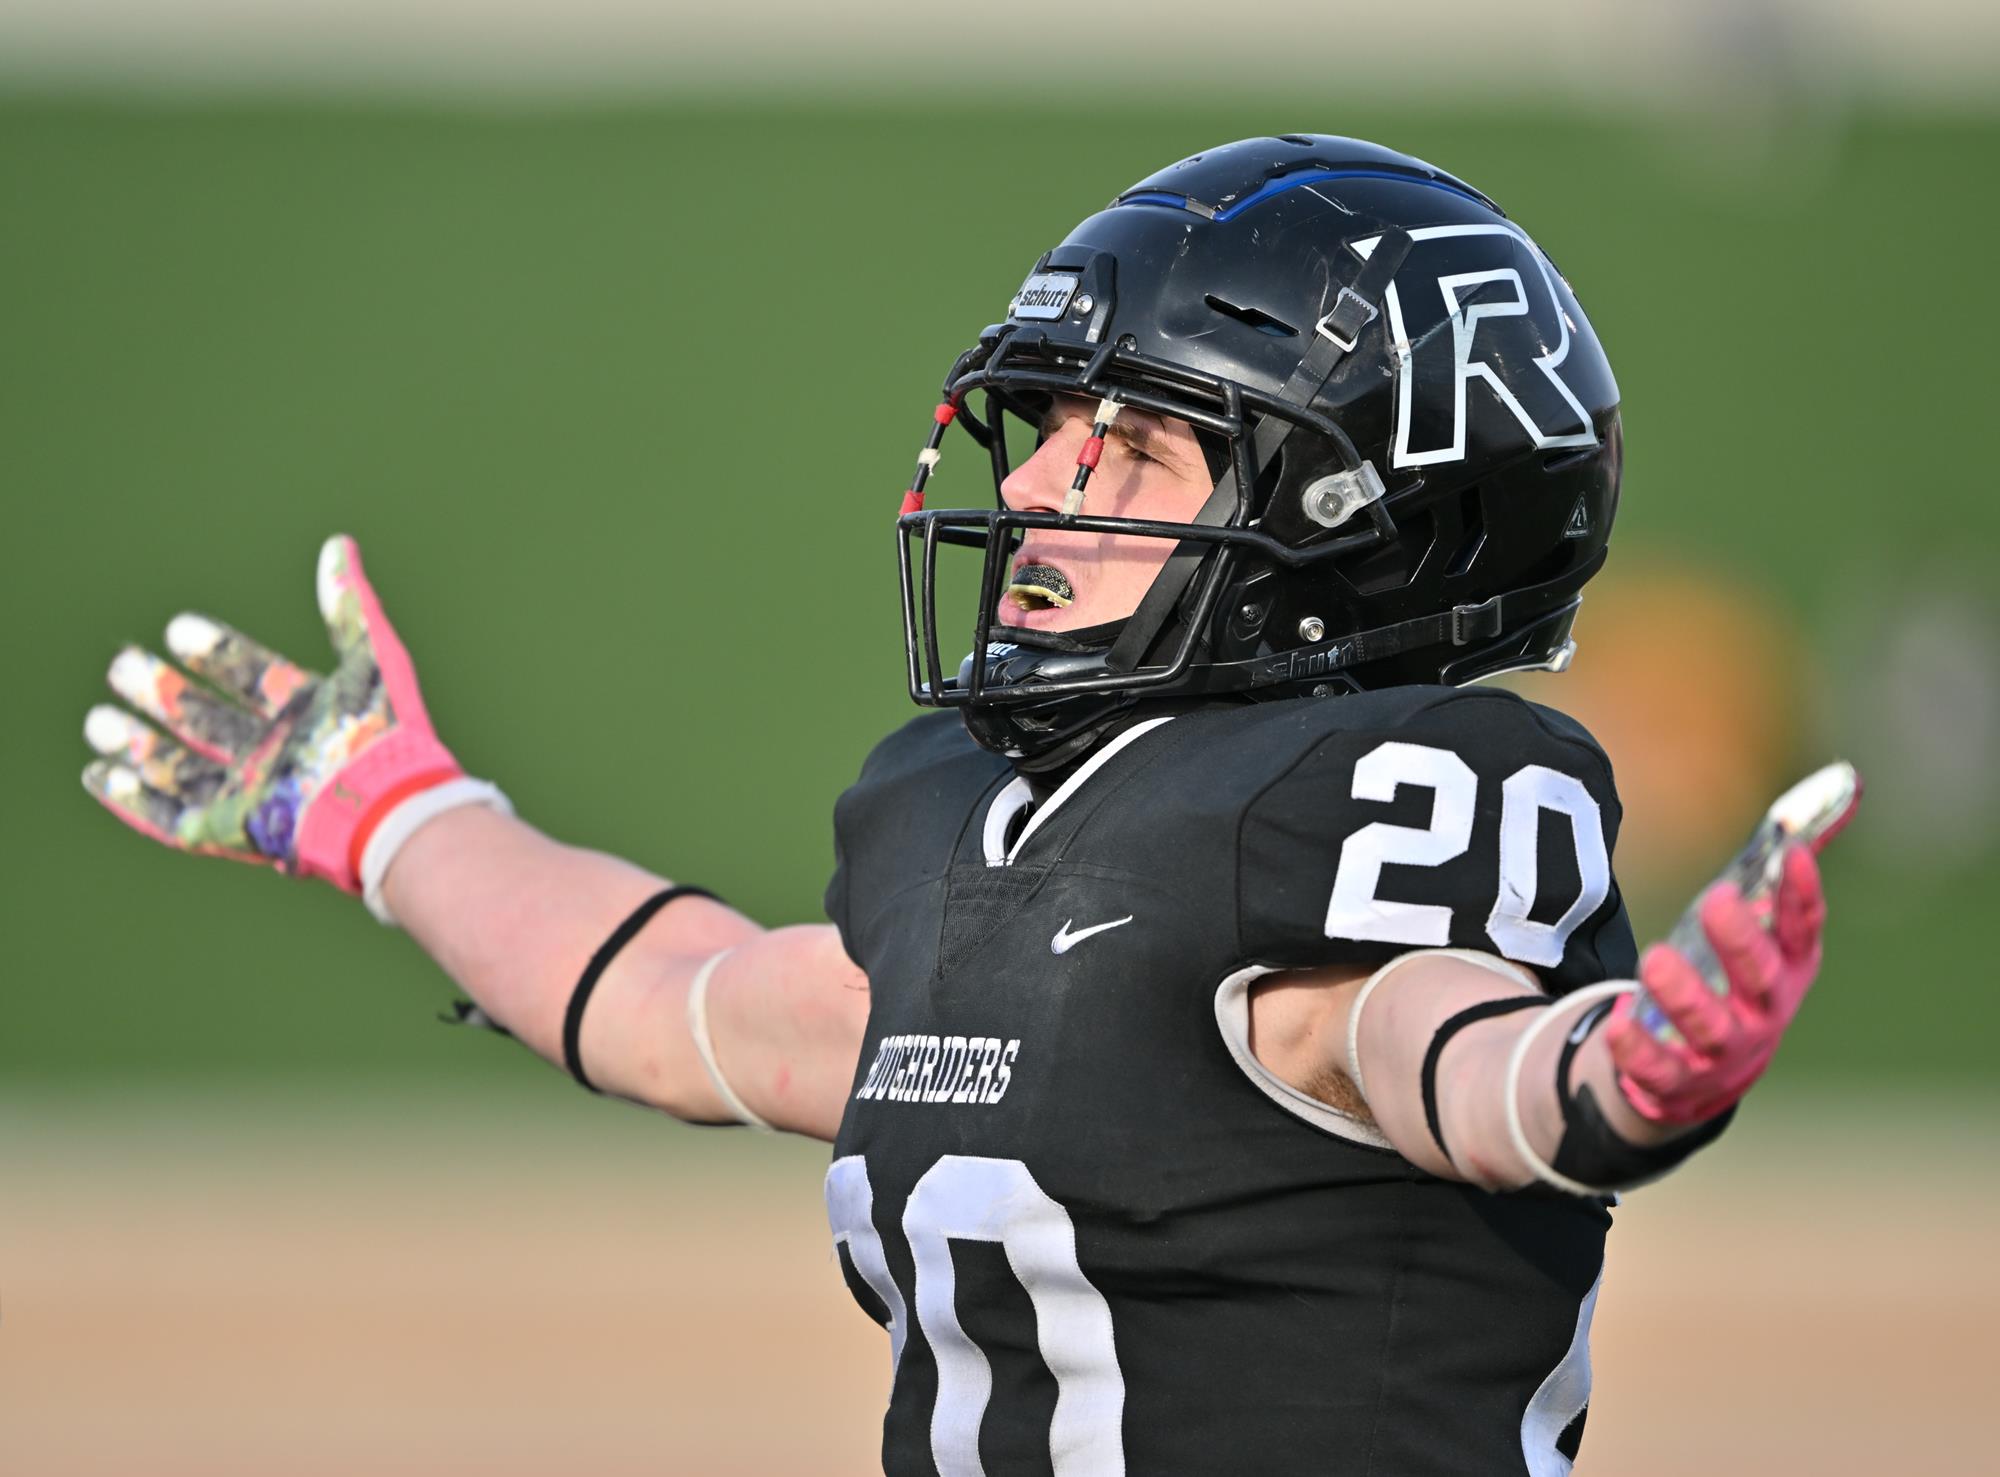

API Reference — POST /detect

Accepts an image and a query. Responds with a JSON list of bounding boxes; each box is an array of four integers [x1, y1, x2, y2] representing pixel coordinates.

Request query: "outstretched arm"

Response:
[[382, 805, 868, 1137], [1250, 843, 1829, 1193], [80, 535, 870, 1141]]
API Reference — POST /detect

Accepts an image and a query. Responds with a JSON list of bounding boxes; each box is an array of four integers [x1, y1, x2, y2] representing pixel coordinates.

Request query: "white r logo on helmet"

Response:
[[1353, 225, 1598, 470]]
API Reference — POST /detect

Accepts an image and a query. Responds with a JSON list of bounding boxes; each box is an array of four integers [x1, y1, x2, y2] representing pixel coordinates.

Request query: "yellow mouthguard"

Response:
[[1006, 581, 1074, 610]]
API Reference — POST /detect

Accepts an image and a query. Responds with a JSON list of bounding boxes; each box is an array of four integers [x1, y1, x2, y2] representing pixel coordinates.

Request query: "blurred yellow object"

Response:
[[1509, 561, 1808, 896]]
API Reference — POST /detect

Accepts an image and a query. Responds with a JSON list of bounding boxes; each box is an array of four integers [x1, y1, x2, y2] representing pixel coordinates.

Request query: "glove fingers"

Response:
[[83, 757, 269, 866], [80, 758, 252, 861], [84, 705, 230, 807], [317, 535, 406, 669], [315, 534, 433, 731], [82, 756, 186, 843], [1609, 1007, 1741, 1125], [81, 703, 262, 856], [1699, 882, 1780, 1009], [1773, 845, 1826, 964], [107, 646, 262, 765], [1806, 771, 1862, 857], [1639, 941, 1732, 1055], [1607, 1009, 1693, 1103], [316, 534, 372, 655], [164, 612, 315, 720]]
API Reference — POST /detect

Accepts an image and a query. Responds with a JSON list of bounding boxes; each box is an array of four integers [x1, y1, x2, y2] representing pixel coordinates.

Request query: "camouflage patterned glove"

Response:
[[81, 534, 507, 921]]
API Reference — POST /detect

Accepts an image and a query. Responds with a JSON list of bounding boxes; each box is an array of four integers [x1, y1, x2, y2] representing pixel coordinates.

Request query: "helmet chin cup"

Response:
[[951, 628, 1141, 767], [900, 135, 1622, 766], [958, 690, 1140, 770], [954, 636, 1118, 694], [976, 621, 1128, 659]]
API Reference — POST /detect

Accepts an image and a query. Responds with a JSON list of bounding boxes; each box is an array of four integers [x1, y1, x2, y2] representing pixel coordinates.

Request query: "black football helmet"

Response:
[[897, 135, 1621, 767]]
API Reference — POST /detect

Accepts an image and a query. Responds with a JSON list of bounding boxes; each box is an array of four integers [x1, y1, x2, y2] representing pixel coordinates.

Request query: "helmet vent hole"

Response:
[[1542, 444, 1598, 473], [1444, 486, 1488, 579], [1348, 521, 1423, 596], [1203, 294, 1299, 338], [1277, 134, 1315, 147]]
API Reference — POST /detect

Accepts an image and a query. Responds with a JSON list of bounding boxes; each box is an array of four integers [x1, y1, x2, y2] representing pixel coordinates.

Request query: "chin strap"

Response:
[[1103, 474, 1241, 673], [1106, 229, 1414, 675], [1239, 548, 1605, 688]]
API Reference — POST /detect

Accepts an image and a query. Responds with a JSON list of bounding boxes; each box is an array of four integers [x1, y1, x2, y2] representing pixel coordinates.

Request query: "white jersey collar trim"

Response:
[[980, 714, 1178, 867]]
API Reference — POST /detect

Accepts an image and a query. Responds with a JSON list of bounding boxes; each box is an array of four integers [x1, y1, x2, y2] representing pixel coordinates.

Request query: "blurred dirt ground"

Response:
[[2, 1090, 1991, 1475]]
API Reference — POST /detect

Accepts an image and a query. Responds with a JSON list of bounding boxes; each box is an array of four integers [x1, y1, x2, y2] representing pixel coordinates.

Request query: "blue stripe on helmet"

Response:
[[1115, 169, 1486, 223]]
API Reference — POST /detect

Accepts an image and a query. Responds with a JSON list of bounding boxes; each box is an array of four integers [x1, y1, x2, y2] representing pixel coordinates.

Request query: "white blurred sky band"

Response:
[[0, 0, 1994, 101]]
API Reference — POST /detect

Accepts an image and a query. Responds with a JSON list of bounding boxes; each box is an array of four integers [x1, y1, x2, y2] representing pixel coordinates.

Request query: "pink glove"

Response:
[[83, 535, 498, 914], [1605, 844, 1826, 1124]]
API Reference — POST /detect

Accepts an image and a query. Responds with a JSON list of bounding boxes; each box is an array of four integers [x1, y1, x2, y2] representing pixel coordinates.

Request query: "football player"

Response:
[[80, 137, 1834, 1474]]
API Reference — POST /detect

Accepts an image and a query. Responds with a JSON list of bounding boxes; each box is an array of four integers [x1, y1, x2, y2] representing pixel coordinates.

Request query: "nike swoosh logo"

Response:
[[1050, 915, 1134, 956]]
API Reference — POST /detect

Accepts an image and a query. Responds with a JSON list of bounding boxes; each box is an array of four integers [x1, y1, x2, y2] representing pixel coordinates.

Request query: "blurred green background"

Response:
[[5, 97, 1996, 1095]]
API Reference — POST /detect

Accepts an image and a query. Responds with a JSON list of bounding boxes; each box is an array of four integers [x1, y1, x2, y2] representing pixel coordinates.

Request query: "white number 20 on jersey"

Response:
[[1323, 741, 1611, 967]]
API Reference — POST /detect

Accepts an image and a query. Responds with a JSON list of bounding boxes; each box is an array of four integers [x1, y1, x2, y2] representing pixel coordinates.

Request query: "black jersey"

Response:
[[823, 688, 1636, 1477]]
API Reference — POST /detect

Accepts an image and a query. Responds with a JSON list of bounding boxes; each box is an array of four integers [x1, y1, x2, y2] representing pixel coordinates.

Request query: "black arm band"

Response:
[[1420, 994, 1547, 1162], [1549, 1000, 1737, 1192], [563, 885, 721, 1093]]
